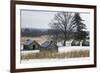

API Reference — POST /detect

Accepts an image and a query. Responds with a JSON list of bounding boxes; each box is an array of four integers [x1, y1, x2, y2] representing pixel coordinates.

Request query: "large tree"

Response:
[[72, 13, 87, 41], [49, 12, 76, 46]]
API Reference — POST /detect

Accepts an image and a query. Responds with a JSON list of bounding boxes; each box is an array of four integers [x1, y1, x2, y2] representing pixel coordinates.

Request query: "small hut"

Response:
[[32, 41, 41, 50], [71, 40, 80, 46], [40, 41, 58, 52], [23, 39, 40, 50], [82, 39, 89, 46]]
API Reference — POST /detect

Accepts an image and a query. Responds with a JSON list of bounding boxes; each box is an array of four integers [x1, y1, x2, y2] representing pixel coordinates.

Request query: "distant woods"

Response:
[[49, 12, 88, 46], [21, 28, 61, 37]]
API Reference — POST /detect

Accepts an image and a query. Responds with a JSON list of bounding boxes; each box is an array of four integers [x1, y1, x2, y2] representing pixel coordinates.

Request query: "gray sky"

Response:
[[21, 10, 90, 30]]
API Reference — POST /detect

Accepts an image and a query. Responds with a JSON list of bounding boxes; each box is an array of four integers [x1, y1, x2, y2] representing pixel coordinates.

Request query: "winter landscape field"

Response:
[[20, 10, 90, 61]]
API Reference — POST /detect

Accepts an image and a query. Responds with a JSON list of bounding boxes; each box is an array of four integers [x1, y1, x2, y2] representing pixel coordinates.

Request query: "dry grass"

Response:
[[21, 50, 89, 60]]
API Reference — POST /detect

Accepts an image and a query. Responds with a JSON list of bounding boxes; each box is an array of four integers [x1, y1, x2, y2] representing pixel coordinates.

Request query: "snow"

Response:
[[58, 46, 90, 52], [21, 50, 40, 55], [57, 40, 73, 47]]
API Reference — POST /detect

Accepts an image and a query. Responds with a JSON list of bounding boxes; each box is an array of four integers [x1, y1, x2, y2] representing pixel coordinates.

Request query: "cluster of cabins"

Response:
[[22, 39, 89, 52], [23, 39, 58, 52]]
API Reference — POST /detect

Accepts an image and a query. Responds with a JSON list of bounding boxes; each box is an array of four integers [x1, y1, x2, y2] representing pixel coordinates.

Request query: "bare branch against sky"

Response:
[[21, 10, 90, 31]]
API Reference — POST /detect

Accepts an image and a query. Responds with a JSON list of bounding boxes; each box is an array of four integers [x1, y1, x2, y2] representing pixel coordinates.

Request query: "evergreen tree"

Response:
[[73, 13, 87, 41]]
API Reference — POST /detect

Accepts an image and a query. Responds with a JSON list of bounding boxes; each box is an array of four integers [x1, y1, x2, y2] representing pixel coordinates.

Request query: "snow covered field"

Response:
[[58, 46, 90, 52], [21, 46, 90, 54], [21, 50, 40, 55]]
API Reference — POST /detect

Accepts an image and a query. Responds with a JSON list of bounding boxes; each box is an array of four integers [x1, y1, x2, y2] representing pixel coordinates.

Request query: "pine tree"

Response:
[[73, 13, 87, 41]]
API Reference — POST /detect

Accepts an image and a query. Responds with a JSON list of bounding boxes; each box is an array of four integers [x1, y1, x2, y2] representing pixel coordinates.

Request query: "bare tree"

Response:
[[50, 12, 76, 46]]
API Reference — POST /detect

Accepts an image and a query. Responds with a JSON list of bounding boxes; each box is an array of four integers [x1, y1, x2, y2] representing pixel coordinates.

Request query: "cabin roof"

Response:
[[23, 39, 33, 45], [33, 40, 40, 46], [41, 41, 57, 48], [41, 41, 50, 48]]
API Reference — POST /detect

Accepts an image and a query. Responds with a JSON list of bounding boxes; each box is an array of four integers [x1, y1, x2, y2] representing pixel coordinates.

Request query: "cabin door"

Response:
[[33, 45, 35, 50]]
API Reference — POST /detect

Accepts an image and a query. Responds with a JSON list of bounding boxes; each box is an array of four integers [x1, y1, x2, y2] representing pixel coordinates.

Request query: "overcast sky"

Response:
[[21, 10, 90, 30]]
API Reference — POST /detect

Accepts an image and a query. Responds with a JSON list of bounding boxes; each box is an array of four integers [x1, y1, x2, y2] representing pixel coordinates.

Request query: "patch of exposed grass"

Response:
[[21, 50, 89, 60]]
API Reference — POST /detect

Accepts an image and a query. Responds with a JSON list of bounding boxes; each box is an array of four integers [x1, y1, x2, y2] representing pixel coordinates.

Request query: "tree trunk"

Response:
[[63, 40, 66, 46]]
